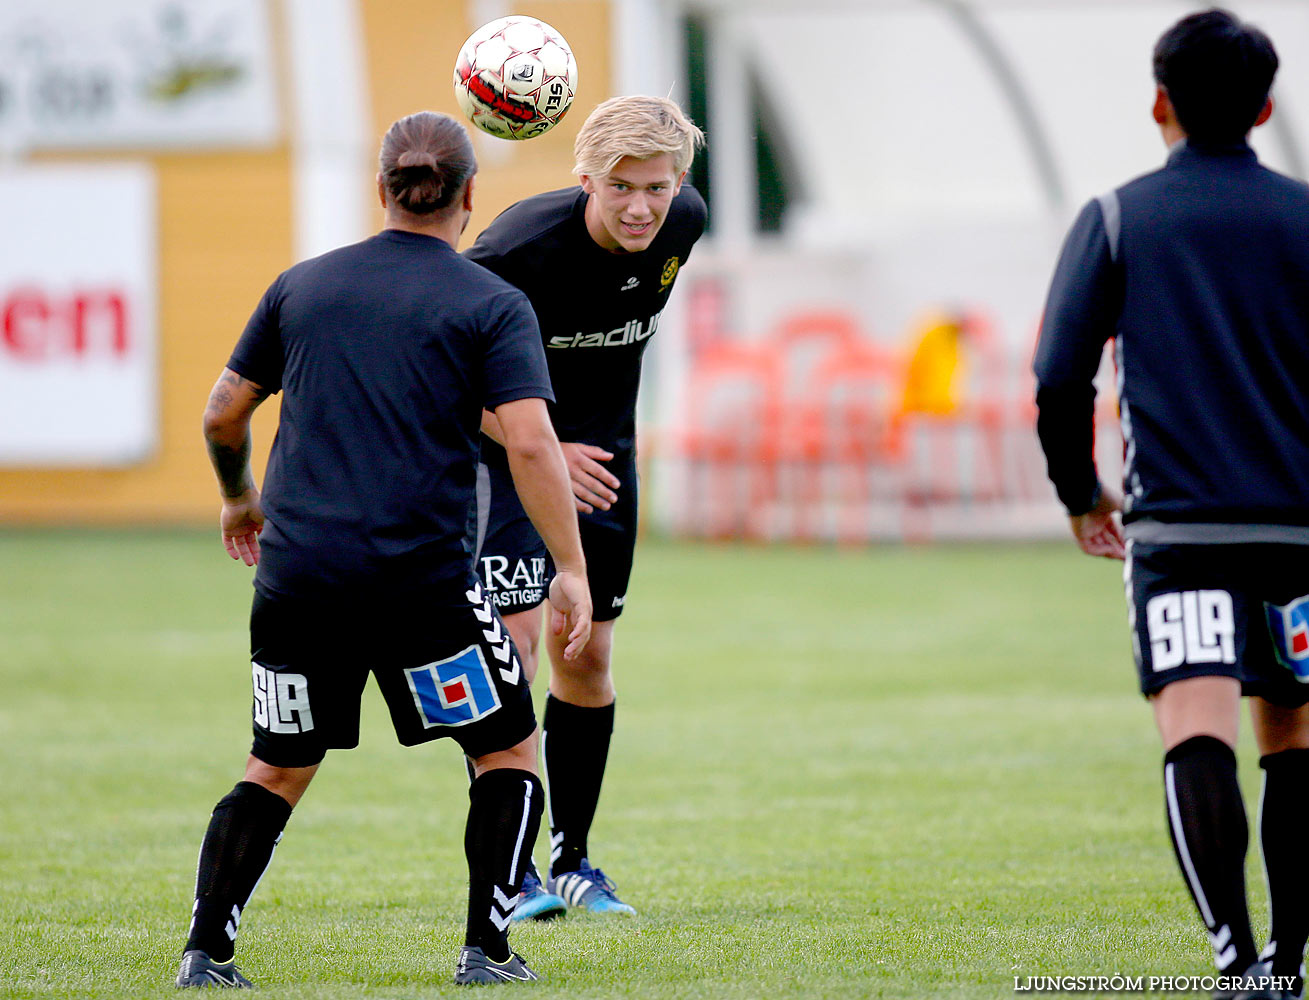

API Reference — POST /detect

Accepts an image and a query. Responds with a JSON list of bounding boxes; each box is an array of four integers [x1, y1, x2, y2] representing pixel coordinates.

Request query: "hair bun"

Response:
[[377, 111, 476, 215], [396, 150, 438, 170]]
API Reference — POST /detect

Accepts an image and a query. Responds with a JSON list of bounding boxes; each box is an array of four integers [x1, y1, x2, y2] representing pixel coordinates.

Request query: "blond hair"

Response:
[[572, 95, 705, 178]]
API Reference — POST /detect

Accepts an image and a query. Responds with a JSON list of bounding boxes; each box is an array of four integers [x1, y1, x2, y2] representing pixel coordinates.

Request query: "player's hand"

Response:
[[560, 442, 620, 514], [1069, 484, 1125, 560], [220, 489, 265, 566], [548, 568, 592, 660]]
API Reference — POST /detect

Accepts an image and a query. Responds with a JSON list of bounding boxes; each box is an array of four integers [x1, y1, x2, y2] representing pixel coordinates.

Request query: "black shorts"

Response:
[[247, 583, 536, 768], [1126, 540, 1309, 706], [475, 457, 638, 623], [475, 461, 549, 616]]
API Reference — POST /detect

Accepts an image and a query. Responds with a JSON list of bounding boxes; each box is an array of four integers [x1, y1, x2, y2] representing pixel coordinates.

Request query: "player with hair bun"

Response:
[[177, 110, 591, 989], [465, 95, 706, 920]]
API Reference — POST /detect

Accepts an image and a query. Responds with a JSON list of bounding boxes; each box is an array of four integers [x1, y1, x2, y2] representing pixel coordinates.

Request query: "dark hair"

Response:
[[378, 111, 477, 215], [1153, 8, 1278, 145]]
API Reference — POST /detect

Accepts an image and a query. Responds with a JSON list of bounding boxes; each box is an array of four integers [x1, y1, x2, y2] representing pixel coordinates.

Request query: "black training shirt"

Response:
[[465, 184, 707, 466], [227, 229, 553, 601], [1035, 140, 1309, 527]]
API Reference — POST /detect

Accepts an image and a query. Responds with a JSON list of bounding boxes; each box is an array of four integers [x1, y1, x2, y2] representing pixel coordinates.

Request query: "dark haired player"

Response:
[[465, 95, 706, 919], [176, 111, 591, 988], [1035, 10, 1309, 999]]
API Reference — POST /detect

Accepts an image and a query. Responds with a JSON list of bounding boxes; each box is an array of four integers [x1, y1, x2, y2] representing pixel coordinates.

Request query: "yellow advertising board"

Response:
[[0, 0, 610, 524]]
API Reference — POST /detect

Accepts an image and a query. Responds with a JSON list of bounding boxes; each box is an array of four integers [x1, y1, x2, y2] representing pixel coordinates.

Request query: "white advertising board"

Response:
[[0, 164, 157, 466], [0, 0, 278, 152]]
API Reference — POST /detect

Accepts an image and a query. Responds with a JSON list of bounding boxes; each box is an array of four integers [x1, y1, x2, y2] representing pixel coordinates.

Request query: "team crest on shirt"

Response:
[[1266, 595, 1309, 681], [659, 257, 679, 289], [405, 645, 502, 727]]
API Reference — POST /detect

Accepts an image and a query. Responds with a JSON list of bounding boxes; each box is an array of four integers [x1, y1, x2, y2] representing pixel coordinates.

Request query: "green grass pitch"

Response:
[[0, 530, 1273, 998]]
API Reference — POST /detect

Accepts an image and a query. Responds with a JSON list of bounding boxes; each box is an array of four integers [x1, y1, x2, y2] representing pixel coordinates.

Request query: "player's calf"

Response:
[[462, 768, 545, 971]]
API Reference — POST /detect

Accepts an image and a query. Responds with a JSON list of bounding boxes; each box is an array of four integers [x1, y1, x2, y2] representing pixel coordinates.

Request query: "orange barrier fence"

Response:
[[654, 307, 1120, 542]]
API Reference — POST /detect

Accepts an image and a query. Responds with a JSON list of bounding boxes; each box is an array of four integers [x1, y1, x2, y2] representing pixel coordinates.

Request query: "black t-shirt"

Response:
[[465, 184, 707, 465], [227, 229, 553, 601]]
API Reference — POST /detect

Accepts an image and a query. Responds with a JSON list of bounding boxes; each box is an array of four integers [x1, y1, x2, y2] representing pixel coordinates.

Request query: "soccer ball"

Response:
[[453, 16, 578, 141]]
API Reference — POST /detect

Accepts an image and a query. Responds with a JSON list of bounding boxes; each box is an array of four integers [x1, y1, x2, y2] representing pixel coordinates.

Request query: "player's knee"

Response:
[[243, 754, 319, 807], [548, 619, 614, 696], [504, 612, 543, 683], [514, 629, 540, 670], [554, 644, 611, 683], [505, 613, 539, 650], [516, 645, 540, 685], [470, 730, 539, 777]]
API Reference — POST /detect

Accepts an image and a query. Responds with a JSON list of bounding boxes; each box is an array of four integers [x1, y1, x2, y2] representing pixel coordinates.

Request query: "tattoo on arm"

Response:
[[204, 369, 268, 499], [205, 371, 269, 420], [207, 437, 255, 499], [209, 384, 235, 411]]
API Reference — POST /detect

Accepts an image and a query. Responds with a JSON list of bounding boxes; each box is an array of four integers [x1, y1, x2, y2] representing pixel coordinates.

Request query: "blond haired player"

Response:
[[466, 95, 706, 919]]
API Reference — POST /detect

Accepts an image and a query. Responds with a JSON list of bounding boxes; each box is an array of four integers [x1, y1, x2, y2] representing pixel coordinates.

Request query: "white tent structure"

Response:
[[616, 0, 1308, 234]]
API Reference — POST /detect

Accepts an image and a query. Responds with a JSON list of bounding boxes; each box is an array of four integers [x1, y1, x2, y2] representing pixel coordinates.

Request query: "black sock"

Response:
[[542, 695, 614, 876], [185, 781, 293, 963], [1260, 748, 1309, 980], [466, 757, 542, 887], [464, 768, 543, 962], [1163, 736, 1258, 973]]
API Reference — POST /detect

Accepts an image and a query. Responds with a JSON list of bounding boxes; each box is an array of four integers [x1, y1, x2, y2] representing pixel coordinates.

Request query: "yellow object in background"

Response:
[[900, 313, 966, 416]]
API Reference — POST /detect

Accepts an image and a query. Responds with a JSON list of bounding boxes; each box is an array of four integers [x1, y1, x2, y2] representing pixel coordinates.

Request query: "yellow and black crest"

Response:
[[659, 257, 680, 289]]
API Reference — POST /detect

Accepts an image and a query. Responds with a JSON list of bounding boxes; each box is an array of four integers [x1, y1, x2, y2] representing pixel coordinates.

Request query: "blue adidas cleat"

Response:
[[548, 860, 636, 916], [511, 868, 567, 922]]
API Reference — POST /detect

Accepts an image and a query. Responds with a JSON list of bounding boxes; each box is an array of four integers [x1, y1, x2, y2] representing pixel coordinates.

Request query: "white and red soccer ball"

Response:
[[453, 15, 578, 141]]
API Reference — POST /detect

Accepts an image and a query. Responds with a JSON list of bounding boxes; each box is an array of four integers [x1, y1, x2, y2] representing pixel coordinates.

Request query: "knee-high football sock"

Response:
[[541, 695, 614, 876], [1259, 748, 1309, 980], [185, 781, 293, 962], [466, 756, 544, 887], [1163, 736, 1258, 973], [464, 768, 543, 962]]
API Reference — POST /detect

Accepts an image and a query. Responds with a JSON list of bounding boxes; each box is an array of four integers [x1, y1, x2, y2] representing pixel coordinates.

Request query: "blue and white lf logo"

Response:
[[1266, 595, 1309, 682], [405, 645, 502, 729]]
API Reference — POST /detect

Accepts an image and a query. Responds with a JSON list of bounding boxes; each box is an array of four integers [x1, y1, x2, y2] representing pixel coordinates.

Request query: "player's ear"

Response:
[[578, 173, 596, 195], [673, 170, 687, 195], [462, 175, 476, 213], [1152, 86, 1171, 126], [377, 174, 388, 209], [1254, 96, 1274, 129]]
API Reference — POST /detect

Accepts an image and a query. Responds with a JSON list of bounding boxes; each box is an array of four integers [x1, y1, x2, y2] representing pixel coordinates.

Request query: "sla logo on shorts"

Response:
[[252, 664, 315, 733], [1146, 590, 1236, 672], [405, 645, 502, 729], [1266, 595, 1309, 682]]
